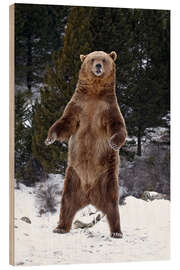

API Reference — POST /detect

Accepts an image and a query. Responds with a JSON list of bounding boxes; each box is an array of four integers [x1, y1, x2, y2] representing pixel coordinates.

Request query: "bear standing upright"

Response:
[[45, 51, 127, 238]]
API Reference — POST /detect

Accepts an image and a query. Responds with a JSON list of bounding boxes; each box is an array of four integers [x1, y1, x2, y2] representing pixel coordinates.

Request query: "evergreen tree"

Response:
[[32, 7, 93, 174], [15, 4, 70, 92], [119, 9, 170, 155], [15, 91, 33, 183], [90, 8, 136, 89], [15, 90, 47, 186]]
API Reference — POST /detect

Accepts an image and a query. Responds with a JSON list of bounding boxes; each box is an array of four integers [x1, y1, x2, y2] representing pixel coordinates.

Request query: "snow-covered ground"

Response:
[[14, 179, 170, 266]]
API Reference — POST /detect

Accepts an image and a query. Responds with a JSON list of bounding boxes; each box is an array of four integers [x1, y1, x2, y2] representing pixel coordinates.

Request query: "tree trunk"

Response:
[[27, 33, 32, 92], [137, 126, 142, 156]]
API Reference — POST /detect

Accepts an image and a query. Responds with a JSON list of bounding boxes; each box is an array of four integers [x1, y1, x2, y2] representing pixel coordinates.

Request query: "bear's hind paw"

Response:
[[53, 227, 68, 234]]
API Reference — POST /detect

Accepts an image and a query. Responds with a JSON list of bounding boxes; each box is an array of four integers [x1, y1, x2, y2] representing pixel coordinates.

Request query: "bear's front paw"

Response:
[[109, 134, 120, 151], [109, 141, 120, 151], [45, 132, 57, 146]]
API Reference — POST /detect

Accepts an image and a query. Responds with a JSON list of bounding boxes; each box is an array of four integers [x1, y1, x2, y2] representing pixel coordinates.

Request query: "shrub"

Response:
[[35, 182, 60, 214]]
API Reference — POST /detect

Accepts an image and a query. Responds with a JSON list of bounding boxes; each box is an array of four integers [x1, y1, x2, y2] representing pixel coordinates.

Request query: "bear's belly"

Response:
[[68, 131, 113, 191]]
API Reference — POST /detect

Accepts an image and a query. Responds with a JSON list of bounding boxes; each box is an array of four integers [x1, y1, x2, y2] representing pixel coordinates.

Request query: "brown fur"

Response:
[[46, 51, 127, 238]]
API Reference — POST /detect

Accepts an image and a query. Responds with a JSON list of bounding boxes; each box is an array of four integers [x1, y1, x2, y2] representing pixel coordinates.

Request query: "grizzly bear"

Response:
[[45, 51, 127, 238]]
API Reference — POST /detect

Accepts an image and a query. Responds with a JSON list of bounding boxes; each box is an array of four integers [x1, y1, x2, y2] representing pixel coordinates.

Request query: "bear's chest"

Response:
[[80, 99, 108, 130]]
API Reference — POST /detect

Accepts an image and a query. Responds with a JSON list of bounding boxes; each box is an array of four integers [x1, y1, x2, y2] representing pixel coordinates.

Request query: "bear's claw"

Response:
[[45, 133, 57, 145], [109, 142, 120, 151], [111, 232, 123, 238]]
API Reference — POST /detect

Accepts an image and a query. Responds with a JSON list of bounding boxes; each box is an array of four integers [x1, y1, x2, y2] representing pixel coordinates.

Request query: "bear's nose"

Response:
[[96, 63, 102, 69]]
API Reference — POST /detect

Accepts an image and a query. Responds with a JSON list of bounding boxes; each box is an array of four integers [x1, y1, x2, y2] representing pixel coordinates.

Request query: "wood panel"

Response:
[[9, 4, 15, 266]]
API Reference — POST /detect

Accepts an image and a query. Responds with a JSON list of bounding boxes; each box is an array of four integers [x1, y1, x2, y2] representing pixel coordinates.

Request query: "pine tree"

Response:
[[32, 7, 93, 175], [15, 91, 33, 183], [15, 4, 70, 92], [119, 9, 170, 156]]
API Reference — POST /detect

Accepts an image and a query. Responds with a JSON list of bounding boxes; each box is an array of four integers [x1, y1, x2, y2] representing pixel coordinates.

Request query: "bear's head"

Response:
[[80, 51, 117, 80]]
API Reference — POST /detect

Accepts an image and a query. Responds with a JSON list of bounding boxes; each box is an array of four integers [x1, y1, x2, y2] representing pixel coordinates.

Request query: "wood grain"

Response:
[[9, 4, 15, 266]]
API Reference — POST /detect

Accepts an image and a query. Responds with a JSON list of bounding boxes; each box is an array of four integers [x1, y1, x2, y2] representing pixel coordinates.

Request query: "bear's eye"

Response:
[[102, 58, 106, 63], [91, 58, 94, 63]]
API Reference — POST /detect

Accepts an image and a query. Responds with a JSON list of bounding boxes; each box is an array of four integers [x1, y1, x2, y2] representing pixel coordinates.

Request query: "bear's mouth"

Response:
[[93, 69, 103, 77], [95, 69, 102, 75]]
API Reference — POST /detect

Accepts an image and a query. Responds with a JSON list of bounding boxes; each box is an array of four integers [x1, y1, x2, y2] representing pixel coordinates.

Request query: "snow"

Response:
[[14, 177, 170, 266]]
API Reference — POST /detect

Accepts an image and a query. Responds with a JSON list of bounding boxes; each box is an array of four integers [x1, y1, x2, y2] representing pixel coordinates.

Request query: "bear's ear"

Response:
[[109, 51, 117, 62], [80, 54, 87, 62]]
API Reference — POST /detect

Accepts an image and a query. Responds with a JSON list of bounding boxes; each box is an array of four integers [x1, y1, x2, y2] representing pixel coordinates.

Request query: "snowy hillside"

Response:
[[14, 178, 170, 266]]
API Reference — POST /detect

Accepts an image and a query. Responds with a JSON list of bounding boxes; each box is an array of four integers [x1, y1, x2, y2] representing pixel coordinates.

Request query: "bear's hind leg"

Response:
[[106, 204, 123, 239], [90, 171, 123, 238], [53, 167, 88, 234]]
